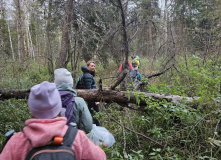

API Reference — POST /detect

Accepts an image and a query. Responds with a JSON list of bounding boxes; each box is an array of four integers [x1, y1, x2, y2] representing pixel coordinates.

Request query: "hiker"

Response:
[[118, 60, 133, 90], [130, 61, 142, 82], [54, 68, 93, 133], [131, 55, 141, 68], [118, 60, 133, 72], [0, 81, 106, 160], [75, 61, 101, 126]]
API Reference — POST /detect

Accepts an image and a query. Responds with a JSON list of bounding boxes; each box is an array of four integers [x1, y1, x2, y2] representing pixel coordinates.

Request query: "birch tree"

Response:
[[15, 0, 24, 61], [23, 0, 30, 58], [7, 22, 15, 60]]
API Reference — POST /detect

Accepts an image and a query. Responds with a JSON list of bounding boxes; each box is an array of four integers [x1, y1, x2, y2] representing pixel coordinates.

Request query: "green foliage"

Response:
[[0, 61, 50, 89], [0, 54, 221, 159], [0, 18, 10, 56], [146, 55, 221, 101], [0, 99, 30, 149]]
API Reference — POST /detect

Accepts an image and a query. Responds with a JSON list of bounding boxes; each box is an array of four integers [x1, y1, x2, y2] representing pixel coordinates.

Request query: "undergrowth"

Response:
[[0, 54, 221, 159]]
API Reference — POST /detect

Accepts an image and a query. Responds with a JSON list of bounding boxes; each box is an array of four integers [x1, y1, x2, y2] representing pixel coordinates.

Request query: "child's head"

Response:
[[28, 81, 64, 119], [54, 68, 73, 87]]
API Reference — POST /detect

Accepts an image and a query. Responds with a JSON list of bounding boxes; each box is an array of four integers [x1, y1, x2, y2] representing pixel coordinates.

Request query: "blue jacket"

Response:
[[81, 66, 96, 89], [137, 72, 142, 81], [56, 83, 93, 133]]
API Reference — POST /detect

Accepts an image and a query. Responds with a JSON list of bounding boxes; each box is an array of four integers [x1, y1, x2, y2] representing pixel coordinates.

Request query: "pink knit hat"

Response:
[[28, 81, 62, 119]]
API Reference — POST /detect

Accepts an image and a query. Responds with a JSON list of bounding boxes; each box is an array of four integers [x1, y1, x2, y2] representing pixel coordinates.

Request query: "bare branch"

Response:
[[103, 103, 163, 146], [145, 64, 174, 79], [110, 69, 128, 90]]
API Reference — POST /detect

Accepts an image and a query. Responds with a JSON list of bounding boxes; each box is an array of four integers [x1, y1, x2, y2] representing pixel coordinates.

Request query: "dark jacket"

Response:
[[81, 66, 96, 89]]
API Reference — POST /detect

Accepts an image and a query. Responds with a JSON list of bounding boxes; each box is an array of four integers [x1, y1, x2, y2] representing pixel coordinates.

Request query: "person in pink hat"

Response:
[[0, 81, 106, 160]]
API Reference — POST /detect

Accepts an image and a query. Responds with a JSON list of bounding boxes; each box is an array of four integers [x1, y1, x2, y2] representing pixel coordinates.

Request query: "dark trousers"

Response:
[[87, 101, 101, 126]]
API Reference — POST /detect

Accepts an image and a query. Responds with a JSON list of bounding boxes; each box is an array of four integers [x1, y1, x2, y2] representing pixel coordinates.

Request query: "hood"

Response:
[[56, 83, 77, 96], [81, 66, 94, 76], [23, 117, 68, 147]]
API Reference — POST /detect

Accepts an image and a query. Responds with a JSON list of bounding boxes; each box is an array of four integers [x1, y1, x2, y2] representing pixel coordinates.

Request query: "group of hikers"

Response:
[[0, 57, 142, 160], [0, 60, 105, 160]]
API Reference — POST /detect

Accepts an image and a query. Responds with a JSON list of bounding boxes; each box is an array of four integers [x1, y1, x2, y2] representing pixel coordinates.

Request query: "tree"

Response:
[[45, 0, 53, 75], [117, 0, 129, 66], [15, 0, 24, 62], [56, 0, 73, 68], [0, 0, 11, 59]]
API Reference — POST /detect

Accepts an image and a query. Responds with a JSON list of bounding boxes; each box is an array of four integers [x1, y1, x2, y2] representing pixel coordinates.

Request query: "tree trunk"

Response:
[[23, 0, 30, 58], [7, 22, 15, 60], [0, 88, 202, 108], [55, 0, 73, 68], [29, 28, 35, 60], [46, 0, 53, 75], [148, 0, 153, 56], [118, 0, 129, 67], [15, 0, 24, 62], [35, 28, 40, 65], [23, 35, 27, 57], [164, 0, 168, 55]]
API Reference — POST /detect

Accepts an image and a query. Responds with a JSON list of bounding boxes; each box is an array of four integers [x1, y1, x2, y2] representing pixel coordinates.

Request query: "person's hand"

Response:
[[102, 143, 108, 148], [95, 102, 100, 105]]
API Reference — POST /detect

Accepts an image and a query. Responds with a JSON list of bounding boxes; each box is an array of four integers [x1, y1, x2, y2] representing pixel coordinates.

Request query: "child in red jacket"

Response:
[[118, 61, 133, 72]]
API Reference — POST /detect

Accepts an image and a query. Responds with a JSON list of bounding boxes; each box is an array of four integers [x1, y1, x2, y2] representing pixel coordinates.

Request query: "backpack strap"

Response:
[[63, 126, 78, 147]]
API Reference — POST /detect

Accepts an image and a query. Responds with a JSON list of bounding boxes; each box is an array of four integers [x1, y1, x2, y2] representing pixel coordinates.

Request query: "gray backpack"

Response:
[[129, 69, 138, 82]]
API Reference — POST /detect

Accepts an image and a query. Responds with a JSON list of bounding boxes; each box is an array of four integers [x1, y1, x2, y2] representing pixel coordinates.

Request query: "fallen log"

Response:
[[0, 87, 201, 105], [0, 89, 30, 100]]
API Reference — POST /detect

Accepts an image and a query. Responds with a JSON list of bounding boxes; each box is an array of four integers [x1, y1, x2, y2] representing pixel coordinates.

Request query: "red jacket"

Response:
[[0, 117, 106, 160], [118, 61, 132, 72]]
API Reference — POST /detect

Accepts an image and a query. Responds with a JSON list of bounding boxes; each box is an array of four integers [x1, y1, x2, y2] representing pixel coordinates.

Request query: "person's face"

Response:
[[87, 62, 95, 71]]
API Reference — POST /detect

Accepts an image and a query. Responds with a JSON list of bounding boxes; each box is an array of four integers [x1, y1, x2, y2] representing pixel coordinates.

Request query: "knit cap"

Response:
[[54, 68, 73, 88], [28, 81, 62, 119]]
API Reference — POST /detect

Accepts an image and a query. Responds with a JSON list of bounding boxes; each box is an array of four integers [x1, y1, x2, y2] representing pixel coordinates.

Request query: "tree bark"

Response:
[[148, 0, 153, 56], [7, 22, 15, 60], [23, 0, 30, 58], [118, 0, 129, 67], [15, 0, 24, 62], [163, 0, 168, 55], [46, 0, 53, 75], [55, 0, 73, 68], [28, 27, 35, 60]]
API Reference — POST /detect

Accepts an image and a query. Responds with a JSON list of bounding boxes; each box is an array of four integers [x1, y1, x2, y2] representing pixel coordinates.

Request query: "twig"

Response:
[[109, 0, 120, 7], [103, 103, 127, 154], [144, 64, 174, 79], [213, 119, 221, 140], [128, 27, 139, 43], [127, 109, 140, 148], [103, 103, 163, 146], [185, 109, 221, 149]]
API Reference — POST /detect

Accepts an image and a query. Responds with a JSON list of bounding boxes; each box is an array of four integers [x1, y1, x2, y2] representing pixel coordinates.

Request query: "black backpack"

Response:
[[25, 126, 78, 160], [74, 73, 93, 89], [74, 74, 85, 89]]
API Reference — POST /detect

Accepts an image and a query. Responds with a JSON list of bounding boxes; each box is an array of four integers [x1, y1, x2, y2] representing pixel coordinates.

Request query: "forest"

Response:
[[0, 0, 221, 159]]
